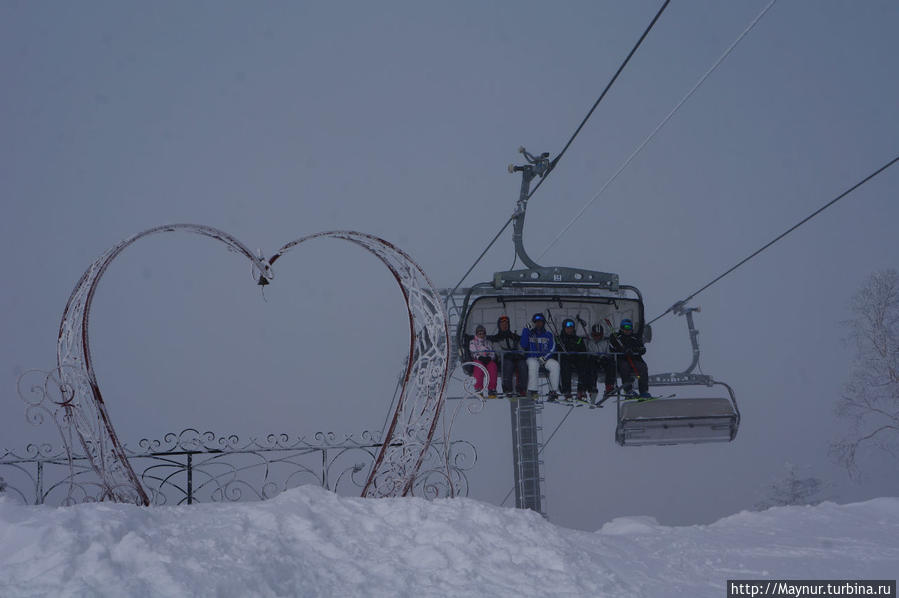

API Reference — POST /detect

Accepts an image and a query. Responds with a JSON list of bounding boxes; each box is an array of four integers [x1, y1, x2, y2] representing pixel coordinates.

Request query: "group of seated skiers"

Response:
[[468, 312, 651, 404]]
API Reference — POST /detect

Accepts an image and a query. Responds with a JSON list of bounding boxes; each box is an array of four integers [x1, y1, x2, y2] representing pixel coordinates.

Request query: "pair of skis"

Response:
[[482, 392, 526, 401], [480, 390, 674, 407], [592, 387, 675, 408], [555, 395, 595, 408]]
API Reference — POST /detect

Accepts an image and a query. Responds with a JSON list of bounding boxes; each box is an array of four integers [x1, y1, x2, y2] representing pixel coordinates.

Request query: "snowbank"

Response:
[[1, 487, 897, 597]]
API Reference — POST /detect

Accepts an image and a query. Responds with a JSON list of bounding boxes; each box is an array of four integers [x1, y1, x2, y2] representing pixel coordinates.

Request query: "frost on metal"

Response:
[[0, 429, 476, 506], [44, 225, 449, 505], [55, 225, 271, 505], [268, 231, 449, 498]]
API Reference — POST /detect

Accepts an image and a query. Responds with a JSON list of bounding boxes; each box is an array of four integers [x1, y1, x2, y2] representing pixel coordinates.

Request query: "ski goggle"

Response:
[[621, 322, 633, 330], [499, 316, 510, 323], [564, 321, 575, 328], [532, 315, 545, 321]]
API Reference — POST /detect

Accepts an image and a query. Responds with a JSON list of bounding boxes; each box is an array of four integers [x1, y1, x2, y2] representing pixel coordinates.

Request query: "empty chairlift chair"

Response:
[[614, 304, 741, 446]]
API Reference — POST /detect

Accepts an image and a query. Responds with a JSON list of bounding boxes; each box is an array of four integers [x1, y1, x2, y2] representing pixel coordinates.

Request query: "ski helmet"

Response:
[[563, 318, 575, 329], [532, 313, 545, 323], [620, 318, 634, 331]]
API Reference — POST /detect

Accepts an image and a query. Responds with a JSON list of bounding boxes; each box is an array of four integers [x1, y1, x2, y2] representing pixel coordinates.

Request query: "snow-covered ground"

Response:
[[1, 487, 897, 598]]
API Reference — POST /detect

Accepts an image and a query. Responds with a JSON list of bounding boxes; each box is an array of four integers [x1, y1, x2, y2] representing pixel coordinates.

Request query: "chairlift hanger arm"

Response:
[[500, 146, 622, 290], [646, 303, 704, 381], [508, 146, 551, 271]]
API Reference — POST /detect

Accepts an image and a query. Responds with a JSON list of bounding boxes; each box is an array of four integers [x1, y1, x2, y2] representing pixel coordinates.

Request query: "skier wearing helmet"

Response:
[[488, 315, 527, 397], [519, 312, 560, 400], [608, 318, 650, 399], [558, 318, 588, 400], [585, 323, 616, 401], [469, 324, 498, 398]]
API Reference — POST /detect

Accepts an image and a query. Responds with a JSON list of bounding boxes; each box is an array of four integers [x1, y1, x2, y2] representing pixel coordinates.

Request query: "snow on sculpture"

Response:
[[46, 224, 448, 505]]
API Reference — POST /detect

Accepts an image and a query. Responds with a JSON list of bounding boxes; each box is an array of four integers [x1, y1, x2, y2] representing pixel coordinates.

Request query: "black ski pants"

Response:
[[501, 353, 528, 395], [616, 355, 649, 394], [559, 353, 589, 394], [584, 355, 616, 391]]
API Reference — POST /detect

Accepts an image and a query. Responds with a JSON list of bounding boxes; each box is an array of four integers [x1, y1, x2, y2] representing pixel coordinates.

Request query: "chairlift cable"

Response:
[[448, 216, 514, 297], [449, 2, 671, 296], [537, 0, 778, 261], [528, 0, 672, 202], [647, 154, 899, 325]]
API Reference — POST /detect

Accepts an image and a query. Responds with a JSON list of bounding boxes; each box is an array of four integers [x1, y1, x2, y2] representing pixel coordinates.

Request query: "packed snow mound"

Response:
[[598, 515, 661, 535], [1, 488, 897, 598]]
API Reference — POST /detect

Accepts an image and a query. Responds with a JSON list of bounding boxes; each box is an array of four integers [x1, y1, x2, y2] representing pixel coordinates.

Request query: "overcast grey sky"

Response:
[[2, 1, 898, 530]]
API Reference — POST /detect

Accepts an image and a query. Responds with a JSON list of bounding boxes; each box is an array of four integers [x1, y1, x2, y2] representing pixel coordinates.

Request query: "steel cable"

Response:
[[538, 0, 778, 262], [648, 154, 899, 324], [450, 1, 671, 295], [528, 0, 672, 202]]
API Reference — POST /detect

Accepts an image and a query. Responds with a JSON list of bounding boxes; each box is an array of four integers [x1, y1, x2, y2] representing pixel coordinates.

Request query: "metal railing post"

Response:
[[186, 453, 193, 505], [36, 461, 43, 505]]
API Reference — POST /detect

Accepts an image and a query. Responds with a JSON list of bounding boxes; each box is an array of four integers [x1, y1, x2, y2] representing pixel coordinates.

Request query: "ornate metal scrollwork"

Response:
[[34, 225, 449, 505], [268, 232, 450, 498], [0, 429, 476, 506]]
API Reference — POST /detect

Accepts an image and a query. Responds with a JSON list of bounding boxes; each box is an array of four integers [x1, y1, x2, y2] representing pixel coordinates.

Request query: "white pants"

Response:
[[526, 357, 560, 392]]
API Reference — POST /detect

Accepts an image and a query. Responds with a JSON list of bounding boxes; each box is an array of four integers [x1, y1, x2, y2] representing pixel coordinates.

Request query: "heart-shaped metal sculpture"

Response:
[[54, 225, 449, 505]]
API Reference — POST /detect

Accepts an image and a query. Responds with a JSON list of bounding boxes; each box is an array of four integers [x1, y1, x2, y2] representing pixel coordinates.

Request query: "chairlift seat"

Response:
[[616, 397, 738, 446]]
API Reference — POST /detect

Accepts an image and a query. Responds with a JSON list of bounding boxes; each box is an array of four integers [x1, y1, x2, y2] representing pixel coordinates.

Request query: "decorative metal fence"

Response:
[[0, 428, 477, 506]]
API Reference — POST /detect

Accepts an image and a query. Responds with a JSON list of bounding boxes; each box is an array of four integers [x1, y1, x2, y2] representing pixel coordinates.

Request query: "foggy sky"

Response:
[[2, 0, 898, 530]]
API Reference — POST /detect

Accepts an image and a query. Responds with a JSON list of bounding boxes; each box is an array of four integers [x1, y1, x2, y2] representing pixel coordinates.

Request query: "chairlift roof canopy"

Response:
[[457, 282, 644, 341]]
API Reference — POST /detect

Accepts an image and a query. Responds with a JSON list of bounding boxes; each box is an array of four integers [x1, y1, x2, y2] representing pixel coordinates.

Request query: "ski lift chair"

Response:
[[454, 278, 645, 401], [614, 305, 741, 446], [615, 382, 739, 446]]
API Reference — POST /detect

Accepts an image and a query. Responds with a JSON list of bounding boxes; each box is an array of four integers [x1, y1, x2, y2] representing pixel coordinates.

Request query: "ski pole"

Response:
[[576, 314, 590, 338], [545, 309, 563, 358], [545, 308, 562, 338]]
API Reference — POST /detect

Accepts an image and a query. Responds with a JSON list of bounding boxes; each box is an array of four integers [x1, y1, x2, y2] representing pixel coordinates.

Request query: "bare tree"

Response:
[[830, 268, 899, 477], [755, 462, 826, 510]]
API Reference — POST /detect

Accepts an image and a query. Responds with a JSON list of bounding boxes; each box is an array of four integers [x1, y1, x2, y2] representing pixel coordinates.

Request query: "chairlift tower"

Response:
[[445, 148, 627, 516], [506, 149, 550, 516]]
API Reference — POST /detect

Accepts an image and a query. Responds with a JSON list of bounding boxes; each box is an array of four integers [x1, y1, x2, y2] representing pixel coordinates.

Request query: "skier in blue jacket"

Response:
[[520, 312, 561, 400]]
